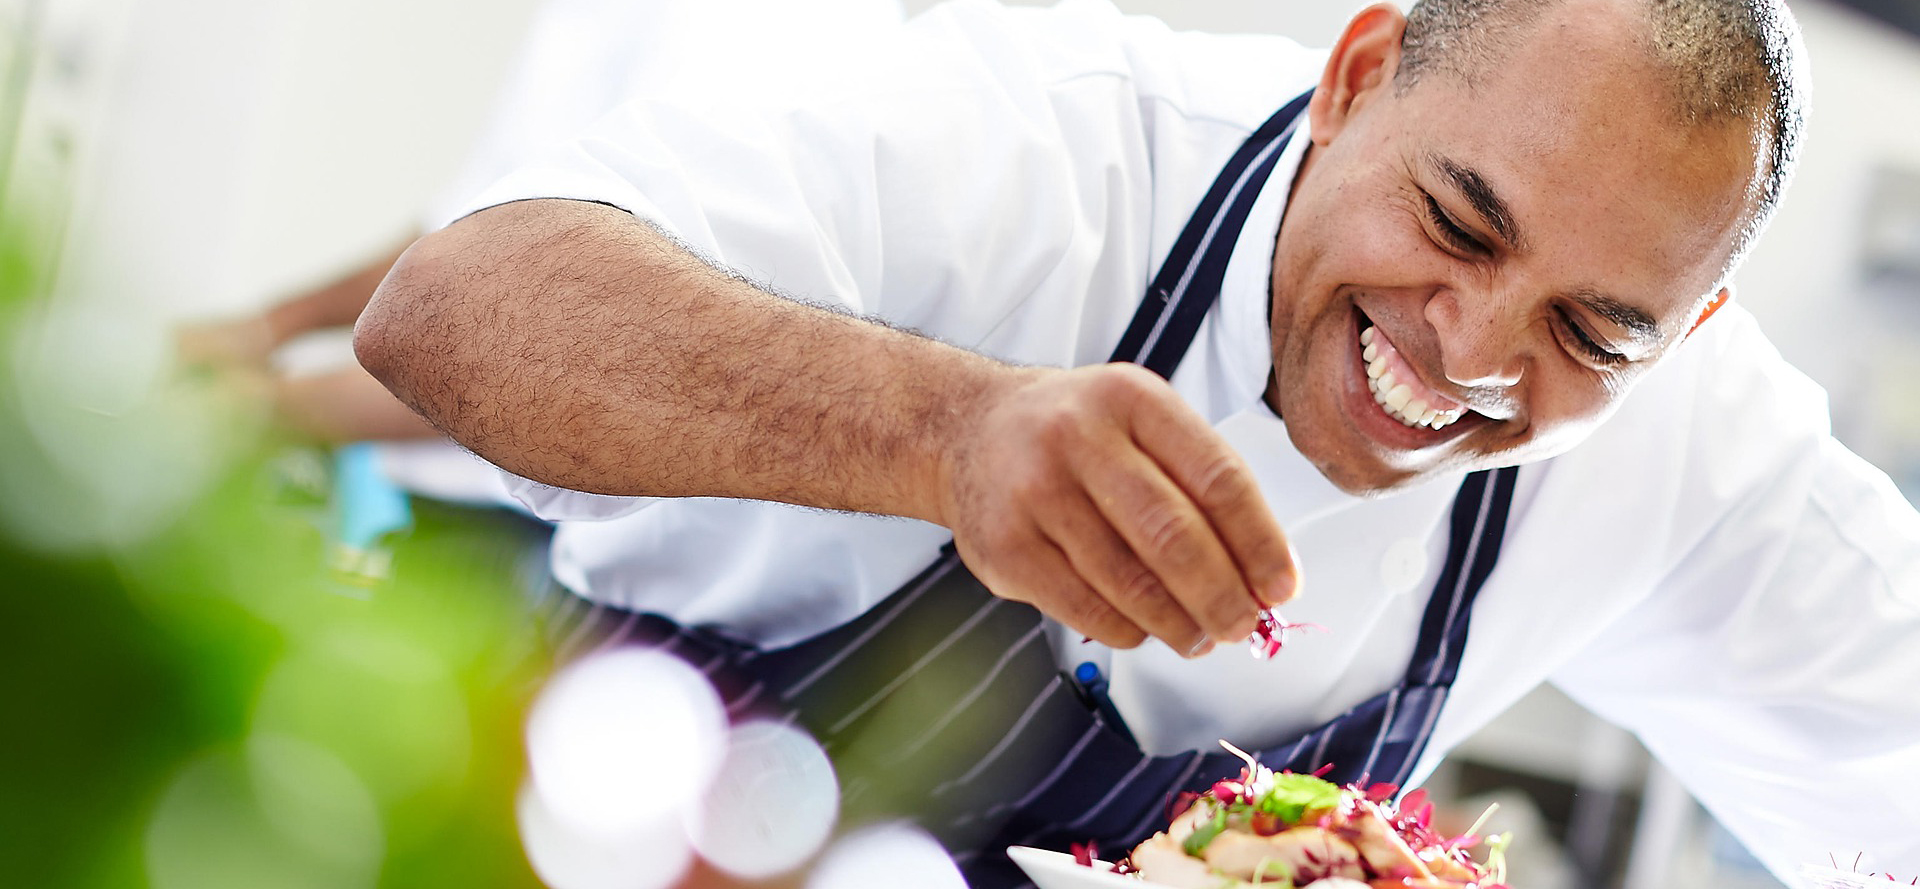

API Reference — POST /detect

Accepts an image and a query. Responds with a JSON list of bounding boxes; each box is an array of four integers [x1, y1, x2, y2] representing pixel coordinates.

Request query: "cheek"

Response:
[[1287, 193, 1431, 300], [1513, 367, 1637, 456]]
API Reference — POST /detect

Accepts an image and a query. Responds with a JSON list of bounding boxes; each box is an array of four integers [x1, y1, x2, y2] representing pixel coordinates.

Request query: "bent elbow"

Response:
[[353, 235, 446, 387]]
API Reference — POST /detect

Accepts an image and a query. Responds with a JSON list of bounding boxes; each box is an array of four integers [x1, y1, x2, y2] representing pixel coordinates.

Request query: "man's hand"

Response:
[[938, 363, 1300, 656]]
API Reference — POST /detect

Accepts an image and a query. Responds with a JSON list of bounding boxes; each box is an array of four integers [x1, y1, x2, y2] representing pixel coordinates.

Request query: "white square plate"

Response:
[[1005, 846, 1178, 889], [1799, 865, 1918, 888]]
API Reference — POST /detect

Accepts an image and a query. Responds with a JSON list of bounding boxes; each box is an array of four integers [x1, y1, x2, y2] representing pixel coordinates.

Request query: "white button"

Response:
[[1380, 537, 1430, 594]]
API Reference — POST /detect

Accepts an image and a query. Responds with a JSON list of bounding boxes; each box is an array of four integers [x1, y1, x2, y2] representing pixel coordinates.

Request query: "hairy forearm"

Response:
[[353, 199, 1015, 524]]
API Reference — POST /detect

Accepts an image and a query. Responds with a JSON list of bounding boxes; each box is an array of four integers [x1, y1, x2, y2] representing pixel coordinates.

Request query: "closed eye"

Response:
[[1556, 307, 1628, 366], [1424, 193, 1487, 257]]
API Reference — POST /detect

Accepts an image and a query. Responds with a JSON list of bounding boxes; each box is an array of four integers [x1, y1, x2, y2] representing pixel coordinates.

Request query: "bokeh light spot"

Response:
[[516, 781, 691, 889], [805, 822, 967, 889], [526, 647, 727, 836], [687, 719, 839, 879], [251, 628, 470, 807], [145, 735, 382, 889]]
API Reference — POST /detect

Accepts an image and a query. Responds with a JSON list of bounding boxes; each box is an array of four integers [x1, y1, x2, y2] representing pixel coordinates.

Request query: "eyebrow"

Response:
[[1429, 153, 1524, 250], [1570, 287, 1662, 344]]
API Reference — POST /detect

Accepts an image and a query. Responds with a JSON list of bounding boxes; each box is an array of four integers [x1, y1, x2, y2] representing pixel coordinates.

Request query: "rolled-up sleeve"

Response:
[[443, 0, 1192, 522]]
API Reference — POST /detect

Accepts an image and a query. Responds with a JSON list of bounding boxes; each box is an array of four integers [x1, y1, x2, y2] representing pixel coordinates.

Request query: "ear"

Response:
[[1308, 3, 1409, 146], [1687, 287, 1732, 337]]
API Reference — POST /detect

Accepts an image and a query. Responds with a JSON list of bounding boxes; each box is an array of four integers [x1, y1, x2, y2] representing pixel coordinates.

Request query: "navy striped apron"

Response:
[[540, 89, 1521, 887]]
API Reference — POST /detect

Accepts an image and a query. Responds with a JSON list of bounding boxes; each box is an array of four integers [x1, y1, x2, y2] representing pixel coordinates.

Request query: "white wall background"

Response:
[[33, 0, 1379, 324]]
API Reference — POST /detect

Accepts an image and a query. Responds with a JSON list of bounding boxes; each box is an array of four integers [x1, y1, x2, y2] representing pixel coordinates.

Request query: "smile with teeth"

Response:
[[1361, 325, 1467, 430]]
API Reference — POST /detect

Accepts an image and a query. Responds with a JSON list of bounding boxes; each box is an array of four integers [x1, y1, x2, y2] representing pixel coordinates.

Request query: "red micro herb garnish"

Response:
[[1209, 779, 1248, 803], [1248, 609, 1326, 659], [1401, 788, 1434, 828], [1071, 840, 1098, 867], [1168, 790, 1201, 822]]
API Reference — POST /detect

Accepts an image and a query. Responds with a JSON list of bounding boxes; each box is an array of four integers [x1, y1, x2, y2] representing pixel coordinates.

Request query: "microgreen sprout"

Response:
[[1443, 801, 1501, 851], [1484, 831, 1514, 886], [1251, 855, 1296, 887], [1221, 739, 1263, 774]]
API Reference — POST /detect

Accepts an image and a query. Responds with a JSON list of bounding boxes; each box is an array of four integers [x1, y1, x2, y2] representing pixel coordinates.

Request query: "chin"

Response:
[[1306, 445, 1446, 497]]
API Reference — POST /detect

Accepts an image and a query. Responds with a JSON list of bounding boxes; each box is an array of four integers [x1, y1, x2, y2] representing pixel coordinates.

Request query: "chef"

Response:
[[354, 0, 1920, 885]]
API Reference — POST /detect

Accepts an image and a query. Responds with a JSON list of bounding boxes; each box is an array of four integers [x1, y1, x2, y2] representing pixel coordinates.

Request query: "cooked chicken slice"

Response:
[[1166, 797, 1211, 845], [1201, 827, 1365, 883], [1128, 834, 1220, 889]]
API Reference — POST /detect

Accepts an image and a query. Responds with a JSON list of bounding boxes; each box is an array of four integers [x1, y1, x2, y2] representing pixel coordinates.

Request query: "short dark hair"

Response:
[[1395, 0, 1810, 276]]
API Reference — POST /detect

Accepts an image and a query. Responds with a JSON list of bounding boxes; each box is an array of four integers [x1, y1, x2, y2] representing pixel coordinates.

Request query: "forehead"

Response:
[[1388, 4, 1758, 321]]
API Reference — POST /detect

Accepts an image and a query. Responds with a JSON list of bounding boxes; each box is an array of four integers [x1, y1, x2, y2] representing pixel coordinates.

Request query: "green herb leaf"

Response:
[[1254, 773, 1343, 825], [1181, 804, 1230, 857]]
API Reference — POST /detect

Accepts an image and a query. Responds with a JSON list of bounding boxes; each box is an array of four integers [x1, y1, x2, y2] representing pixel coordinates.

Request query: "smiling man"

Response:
[[356, 0, 1918, 884], [1267, 0, 1774, 492]]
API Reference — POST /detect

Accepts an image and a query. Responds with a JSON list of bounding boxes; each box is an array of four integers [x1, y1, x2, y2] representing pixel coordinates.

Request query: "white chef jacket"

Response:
[[458, 0, 1920, 881]]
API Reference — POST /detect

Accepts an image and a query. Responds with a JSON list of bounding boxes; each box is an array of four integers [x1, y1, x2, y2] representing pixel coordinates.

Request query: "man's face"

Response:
[[1268, 3, 1760, 495]]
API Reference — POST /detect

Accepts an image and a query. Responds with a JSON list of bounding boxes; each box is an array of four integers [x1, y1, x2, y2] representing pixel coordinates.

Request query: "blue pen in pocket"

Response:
[[1074, 661, 1138, 746]]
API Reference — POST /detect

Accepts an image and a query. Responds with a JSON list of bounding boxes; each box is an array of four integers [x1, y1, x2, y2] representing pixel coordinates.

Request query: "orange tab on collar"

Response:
[[1689, 289, 1731, 337]]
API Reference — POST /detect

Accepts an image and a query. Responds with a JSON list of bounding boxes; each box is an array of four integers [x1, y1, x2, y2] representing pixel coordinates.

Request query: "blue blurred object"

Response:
[[1075, 661, 1137, 746], [334, 443, 411, 552]]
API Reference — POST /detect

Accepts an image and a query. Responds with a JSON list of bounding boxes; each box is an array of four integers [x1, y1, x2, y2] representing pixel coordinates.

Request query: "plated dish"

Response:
[[1012, 742, 1513, 889]]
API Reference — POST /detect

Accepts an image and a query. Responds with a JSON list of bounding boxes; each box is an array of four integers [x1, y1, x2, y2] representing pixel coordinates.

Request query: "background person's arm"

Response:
[[176, 239, 413, 370], [355, 197, 1298, 655]]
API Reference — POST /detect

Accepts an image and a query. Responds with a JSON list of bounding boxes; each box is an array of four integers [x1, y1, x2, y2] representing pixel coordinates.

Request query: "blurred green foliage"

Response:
[[0, 203, 549, 887]]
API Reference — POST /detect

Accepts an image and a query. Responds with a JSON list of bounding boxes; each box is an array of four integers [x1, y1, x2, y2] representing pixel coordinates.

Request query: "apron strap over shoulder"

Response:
[[536, 88, 1524, 889]]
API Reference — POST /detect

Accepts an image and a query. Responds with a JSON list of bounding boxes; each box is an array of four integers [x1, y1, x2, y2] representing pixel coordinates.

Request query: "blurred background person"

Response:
[[170, 0, 908, 569]]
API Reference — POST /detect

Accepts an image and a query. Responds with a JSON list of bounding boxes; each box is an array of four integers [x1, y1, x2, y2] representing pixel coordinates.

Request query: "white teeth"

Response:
[[1359, 324, 1466, 431], [1383, 383, 1413, 412]]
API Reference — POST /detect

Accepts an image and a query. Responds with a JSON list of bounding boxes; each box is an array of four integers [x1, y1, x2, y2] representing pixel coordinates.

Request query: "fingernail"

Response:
[[1187, 637, 1213, 658], [1266, 570, 1300, 605]]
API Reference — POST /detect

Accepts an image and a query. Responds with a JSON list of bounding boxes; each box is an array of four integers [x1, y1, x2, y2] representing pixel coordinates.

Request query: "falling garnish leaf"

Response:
[[1247, 609, 1327, 659]]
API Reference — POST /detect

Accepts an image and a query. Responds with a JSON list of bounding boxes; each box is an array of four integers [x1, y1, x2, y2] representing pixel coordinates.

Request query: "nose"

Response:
[[1425, 287, 1525, 389]]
